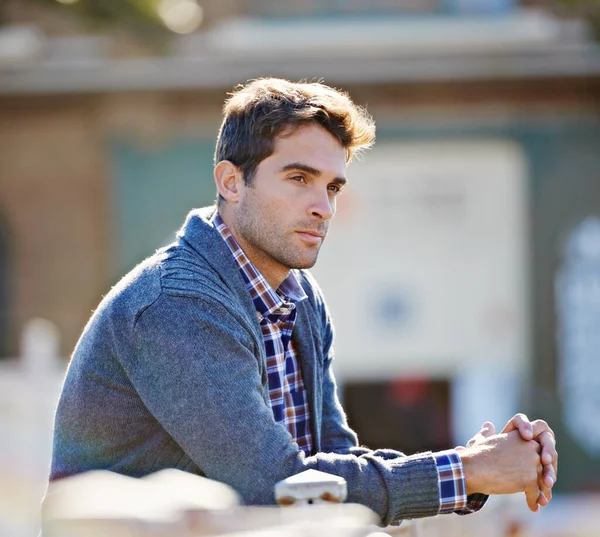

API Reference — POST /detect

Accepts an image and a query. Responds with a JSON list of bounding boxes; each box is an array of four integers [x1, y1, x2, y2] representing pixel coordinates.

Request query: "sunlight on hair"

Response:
[[158, 0, 203, 34]]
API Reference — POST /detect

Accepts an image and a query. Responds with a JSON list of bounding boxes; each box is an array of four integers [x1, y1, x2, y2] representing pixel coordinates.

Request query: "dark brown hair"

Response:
[[214, 78, 375, 199]]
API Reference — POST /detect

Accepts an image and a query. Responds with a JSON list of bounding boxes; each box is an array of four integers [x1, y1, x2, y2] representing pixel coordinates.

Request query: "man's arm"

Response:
[[126, 294, 441, 525], [314, 290, 555, 515], [460, 416, 558, 510], [317, 337, 556, 518]]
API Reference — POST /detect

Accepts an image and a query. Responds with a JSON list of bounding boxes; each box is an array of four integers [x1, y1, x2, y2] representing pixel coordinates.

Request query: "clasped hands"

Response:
[[458, 413, 558, 512]]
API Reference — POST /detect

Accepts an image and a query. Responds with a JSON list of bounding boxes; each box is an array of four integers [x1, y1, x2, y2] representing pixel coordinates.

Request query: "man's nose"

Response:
[[309, 189, 334, 221]]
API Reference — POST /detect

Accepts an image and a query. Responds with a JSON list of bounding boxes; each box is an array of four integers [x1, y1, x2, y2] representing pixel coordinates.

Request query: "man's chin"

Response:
[[292, 255, 319, 271], [274, 244, 321, 271], [282, 254, 319, 271]]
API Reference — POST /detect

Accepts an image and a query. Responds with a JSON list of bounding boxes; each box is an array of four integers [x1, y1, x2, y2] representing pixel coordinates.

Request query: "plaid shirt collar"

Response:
[[211, 212, 307, 320]]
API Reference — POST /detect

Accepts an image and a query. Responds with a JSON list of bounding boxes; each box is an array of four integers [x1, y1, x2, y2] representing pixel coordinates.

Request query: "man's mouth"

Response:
[[296, 230, 325, 244]]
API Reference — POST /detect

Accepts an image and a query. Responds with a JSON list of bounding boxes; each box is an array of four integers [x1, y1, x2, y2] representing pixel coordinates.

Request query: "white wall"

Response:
[[313, 139, 530, 379], [312, 139, 531, 443]]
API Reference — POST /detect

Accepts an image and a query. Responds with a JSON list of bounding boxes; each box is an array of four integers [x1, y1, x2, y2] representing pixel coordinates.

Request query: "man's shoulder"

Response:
[[94, 250, 168, 326], [99, 214, 249, 327], [105, 237, 231, 315]]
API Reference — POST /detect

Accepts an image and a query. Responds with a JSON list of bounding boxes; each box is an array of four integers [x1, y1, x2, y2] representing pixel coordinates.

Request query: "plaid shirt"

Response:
[[212, 212, 485, 513], [213, 213, 313, 455]]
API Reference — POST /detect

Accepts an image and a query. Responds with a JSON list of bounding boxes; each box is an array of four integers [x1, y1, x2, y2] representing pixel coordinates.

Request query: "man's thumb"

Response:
[[466, 421, 497, 447], [479, 421, 496, 438]]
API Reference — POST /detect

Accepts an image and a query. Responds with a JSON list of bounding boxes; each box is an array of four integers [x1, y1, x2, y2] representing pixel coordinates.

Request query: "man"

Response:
[[51, 78, 557, 526]]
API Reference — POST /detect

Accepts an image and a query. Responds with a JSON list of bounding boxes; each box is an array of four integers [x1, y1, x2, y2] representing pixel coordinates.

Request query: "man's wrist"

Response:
[[459, 445, 486, 496]]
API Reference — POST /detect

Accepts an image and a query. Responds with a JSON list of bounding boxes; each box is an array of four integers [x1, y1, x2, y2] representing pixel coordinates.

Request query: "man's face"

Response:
[[230, 123, 347, 287]]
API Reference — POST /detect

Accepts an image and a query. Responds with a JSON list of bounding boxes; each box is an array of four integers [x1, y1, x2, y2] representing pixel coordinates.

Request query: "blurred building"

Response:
[[1, 0, 600, 495]]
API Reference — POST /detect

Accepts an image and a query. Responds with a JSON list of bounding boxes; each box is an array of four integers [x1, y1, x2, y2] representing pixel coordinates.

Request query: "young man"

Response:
[[51, 78, 557, 526]]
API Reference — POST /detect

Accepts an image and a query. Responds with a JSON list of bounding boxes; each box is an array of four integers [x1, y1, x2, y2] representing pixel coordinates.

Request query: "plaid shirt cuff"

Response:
[[434, 449, 488, 515]]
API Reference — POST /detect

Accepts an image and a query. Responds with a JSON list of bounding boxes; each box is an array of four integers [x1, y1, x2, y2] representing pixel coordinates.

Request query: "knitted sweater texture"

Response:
[[50, 206, 440, 525]]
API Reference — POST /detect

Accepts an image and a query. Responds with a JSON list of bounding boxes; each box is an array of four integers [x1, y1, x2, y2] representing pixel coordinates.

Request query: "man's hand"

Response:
[[501, 414, 558, 506], [460, 429, 544, 512]]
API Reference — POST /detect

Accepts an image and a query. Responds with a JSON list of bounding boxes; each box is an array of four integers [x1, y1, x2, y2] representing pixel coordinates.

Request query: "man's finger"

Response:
[[537, 490, 550, 507], [480, 421, 495, 437], [531, 419, 554, 439], [466, 421, 496, 447], [525, 485, 540, 512], [502, 413, 533, 440], [543, 450, 558, 489], [539, 484, 552, 503], [532, 426, 557, 488], [537, 462, 552, 503], [534, 426, 557, 463]]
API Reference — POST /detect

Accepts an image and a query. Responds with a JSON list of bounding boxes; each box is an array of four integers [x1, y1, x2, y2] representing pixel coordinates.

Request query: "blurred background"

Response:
[[1, 0, 600, 536]]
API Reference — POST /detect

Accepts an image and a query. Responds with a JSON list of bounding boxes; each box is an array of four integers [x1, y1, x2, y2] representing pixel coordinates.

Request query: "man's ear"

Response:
[[214, 161, 244, 203]]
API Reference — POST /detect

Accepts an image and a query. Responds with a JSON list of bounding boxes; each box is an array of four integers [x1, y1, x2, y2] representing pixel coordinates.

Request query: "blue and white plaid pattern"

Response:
[[435, 450, 487, 513], [213, 213, 313, 455]]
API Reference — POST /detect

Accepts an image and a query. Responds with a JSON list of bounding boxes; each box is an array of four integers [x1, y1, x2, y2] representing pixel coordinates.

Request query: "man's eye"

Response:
[[328, 184, 342, 194], [290, 175, 306, 183]]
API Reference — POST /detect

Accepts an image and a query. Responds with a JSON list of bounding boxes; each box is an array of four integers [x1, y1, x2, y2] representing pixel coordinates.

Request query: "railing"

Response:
[[42, 467, 423, 537]]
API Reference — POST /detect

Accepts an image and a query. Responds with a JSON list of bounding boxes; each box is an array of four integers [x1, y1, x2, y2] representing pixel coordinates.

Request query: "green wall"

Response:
[[109, 137, 216, 278]]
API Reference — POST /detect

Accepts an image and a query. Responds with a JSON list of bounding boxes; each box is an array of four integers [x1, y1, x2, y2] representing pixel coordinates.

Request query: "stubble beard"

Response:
[[235, 199, 324, 272]]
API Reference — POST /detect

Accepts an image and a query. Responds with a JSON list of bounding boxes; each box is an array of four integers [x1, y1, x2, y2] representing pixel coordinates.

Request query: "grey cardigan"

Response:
[[50, 206, 441, 525]]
